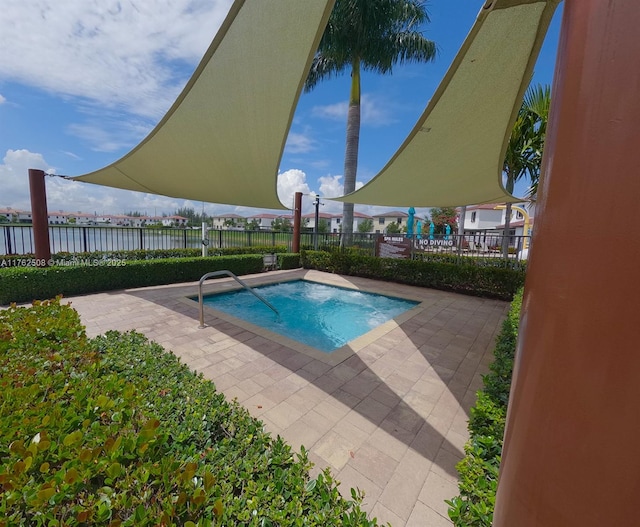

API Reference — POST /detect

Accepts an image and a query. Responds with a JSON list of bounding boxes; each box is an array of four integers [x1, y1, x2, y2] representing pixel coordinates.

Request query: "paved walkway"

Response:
[[66, 269, 509, 526]]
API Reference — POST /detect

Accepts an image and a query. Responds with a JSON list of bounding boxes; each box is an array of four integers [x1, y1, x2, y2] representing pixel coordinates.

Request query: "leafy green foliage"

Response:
[[301, 249, 525, 300], [175, 207, 209, 227], [428, 207, 458, 234], [357, 219, 373, 233], [271, 218, 293, 232], [446, 289, 523, 527], [0, 256, 263, 305], [384, 222, 402, 234], [0, 299, 384, 526]]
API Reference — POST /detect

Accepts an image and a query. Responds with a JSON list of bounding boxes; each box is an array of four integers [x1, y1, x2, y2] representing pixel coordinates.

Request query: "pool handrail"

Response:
[[198, 270, 279, 328]]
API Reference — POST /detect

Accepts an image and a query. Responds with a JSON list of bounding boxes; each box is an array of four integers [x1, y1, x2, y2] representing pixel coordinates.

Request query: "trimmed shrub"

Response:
[[0, 299, 383, 526], [277, 253, 301, 270], [0, 255, 263, 305], [0, 246, 291, 266], [301, 249, 525, 300], [446, 289, 522, 527]]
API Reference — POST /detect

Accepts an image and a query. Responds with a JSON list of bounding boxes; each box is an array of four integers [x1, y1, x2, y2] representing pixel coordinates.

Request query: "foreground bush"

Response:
[[301, 249, 525, 300], [446, 289, 522, 526], [0, 299, 382, 526]]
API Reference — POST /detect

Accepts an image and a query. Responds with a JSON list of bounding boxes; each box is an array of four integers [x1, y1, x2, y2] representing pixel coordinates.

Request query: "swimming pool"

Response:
[[199, 279, 419, 352]]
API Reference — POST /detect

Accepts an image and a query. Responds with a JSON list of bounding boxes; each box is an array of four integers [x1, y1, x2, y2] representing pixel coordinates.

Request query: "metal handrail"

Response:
[[198, 270, 279, 328]]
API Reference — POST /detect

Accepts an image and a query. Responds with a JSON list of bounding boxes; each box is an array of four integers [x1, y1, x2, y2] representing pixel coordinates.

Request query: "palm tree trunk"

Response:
[[341, 58, 361, 247], [502, 202, 512, 259]]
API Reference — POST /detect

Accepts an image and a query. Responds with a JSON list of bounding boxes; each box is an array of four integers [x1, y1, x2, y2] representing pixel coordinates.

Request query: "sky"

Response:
[[0, 1, 563, 219]]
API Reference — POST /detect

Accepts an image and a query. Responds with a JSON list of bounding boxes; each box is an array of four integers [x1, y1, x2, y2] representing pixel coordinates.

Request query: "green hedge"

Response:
[[0, 299, 382, 526], [277, 252, 301, 270], [0, 256, 263, 305], [0, 245, 291, 265], [446, 289, 522, 526], [301, 249, 525, 300]]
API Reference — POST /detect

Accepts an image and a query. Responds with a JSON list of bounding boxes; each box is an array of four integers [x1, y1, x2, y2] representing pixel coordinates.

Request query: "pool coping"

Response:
[[178, 271, 427, 367]]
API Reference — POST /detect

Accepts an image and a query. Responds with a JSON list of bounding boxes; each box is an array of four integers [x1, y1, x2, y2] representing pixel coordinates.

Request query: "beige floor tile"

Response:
[[406, 500, 453, 527], [418, 471, 460, 519], [64, 269, 509, 527]]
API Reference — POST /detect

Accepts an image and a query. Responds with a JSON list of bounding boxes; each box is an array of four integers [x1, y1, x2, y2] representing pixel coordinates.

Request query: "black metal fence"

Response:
[[1, 225, 530, 261]]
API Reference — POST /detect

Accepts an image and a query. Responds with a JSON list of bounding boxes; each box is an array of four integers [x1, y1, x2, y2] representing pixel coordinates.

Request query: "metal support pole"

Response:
[[313, 195, 320, 250], [292, 192, 302, 253], [201, 222, 208, 257], [494, 1, 640, 525], [28, 169, 51, 265]]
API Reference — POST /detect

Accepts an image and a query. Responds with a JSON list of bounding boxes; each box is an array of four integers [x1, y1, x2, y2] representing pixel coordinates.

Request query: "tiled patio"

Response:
[[66, 269, 509, 526]]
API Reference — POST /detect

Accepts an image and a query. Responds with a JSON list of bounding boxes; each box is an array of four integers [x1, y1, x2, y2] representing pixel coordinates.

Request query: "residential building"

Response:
[[302, 212, 334, 230], [17, 210, 33, 223], [351, 212, 374, 234], [246, 213, 280, 230], [160, 215, 189, 227], [212, 214, 245, 230], [47, 211, 69, 225], [372, 211, 409, 234], [461, 202, 535, 234], [0, 208, 16, 222]]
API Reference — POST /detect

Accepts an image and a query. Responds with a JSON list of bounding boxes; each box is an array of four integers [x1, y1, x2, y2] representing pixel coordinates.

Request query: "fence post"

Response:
[[139, 228, 144, 250], [5, 226, 13, 255], [28, 169, 51, 265]]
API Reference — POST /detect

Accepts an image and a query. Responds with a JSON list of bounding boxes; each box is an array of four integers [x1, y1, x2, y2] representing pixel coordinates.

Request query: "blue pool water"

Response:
[[201, 280, 418, 352]]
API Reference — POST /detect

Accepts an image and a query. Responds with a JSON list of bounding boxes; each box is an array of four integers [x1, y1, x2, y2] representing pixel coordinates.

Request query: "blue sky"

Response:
[[0, 1, 562, 218]]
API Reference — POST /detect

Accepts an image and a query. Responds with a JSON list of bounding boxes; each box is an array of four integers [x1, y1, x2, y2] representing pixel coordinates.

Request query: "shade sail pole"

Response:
[[493, 1, 640, 526], [28, 169, 51, 266]]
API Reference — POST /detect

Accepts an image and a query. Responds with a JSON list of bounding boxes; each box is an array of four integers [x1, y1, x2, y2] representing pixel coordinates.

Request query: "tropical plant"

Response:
[[429, 207, 458, 234], [522, 84, 551, 199], [175, 207, 209, 227], [245, 218, 261, 230], [385, 222, 402, 234], [358, 218, 374, 233], [502, 84, 550, 257], [272, 217, 293, 232], [305, 0, 437, 246], [317, 218, 331, 234]]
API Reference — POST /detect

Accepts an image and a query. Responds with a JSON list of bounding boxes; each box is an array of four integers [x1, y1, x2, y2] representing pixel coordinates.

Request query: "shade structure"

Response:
[[335, 0, 560, 208], [74, 0, 335, 210]]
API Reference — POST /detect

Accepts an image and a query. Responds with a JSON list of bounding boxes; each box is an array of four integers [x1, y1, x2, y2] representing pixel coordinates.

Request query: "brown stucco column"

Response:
[[493, 1, 640, 525], [28, 169, 51, 265], [292, 191, 302, 253]]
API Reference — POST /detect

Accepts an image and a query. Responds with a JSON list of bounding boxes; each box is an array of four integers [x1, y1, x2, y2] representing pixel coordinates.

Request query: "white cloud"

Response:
[[311, 94, 396, 127], [277, 169, 311, 209], [0, 0, 233, 119], [67, 118, 152, 153], [0, 148, 231, 215], [285, 132, 316, 154], [0, 94, 6, 104], [0, 149, 53, 208]]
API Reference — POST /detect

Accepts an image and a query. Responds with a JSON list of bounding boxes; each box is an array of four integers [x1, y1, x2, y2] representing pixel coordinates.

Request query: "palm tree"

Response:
[[502, 83, 551, 258], [305, 0, 437, 245], [522, 84, 551, 200]]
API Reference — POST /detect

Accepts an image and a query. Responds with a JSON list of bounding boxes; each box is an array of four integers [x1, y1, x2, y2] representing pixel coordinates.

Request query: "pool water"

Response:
[[201, 280, 418, 352]]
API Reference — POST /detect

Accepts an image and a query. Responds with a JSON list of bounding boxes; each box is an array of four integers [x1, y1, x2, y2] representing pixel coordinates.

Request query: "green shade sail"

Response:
[[334, 0, 560, 207]]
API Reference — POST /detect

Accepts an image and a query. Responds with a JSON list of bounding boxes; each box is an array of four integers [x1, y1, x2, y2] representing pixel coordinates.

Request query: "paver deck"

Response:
[[66, 269, 509, 526]]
